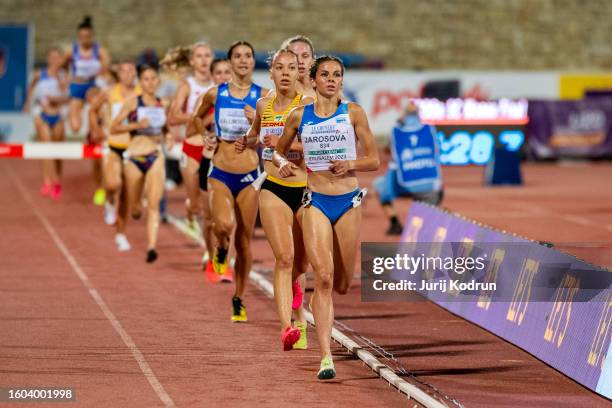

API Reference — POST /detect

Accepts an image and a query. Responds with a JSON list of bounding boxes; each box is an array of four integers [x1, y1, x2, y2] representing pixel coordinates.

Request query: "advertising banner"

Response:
[[528, 98, 612, 158], [390, 202, 611, 398], [0, 24, 31, 111]]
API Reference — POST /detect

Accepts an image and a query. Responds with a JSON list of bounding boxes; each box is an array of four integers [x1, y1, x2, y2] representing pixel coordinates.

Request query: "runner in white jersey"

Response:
[[166, 43, 216, 270], [274, 56, 379, 380], [23, 47, 69, 200]]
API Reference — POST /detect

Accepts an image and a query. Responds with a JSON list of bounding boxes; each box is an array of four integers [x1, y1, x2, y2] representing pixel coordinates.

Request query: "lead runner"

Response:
[[274, 56, 379, 379]]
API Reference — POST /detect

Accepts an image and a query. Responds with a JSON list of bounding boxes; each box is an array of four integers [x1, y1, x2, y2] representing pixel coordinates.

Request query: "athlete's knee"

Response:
[[234, 234, 251, 254], [276, 252, 294, 270], [314, 267, 334, 291], [213, 218, 233, 236]]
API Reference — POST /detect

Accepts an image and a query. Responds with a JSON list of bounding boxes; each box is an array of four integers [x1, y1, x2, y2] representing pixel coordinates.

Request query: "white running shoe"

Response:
[[115, 233, 131, 252], [104, 202, 117, 226]]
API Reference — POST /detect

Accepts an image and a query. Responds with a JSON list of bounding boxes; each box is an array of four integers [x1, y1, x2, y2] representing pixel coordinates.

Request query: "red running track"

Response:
[[2, 157, 611, 407]]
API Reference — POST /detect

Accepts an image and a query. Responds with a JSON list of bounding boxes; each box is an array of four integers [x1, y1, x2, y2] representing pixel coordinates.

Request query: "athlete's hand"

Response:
[[137, 118, 150, 129], [235, 136, 247, 153], [244, 105, 255, 123], [278, 160, 298, 178], [262, 135, 273, 148], [203, 133, 217, 150], [329, 160, 351, 176]]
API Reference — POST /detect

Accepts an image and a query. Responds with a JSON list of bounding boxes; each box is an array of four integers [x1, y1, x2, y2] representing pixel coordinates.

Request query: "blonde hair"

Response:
[[280, 35, 315, 57], [160, 42, 212, 73]]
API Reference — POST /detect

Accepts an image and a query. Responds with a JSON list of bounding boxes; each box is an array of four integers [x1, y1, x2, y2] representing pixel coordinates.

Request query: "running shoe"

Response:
[[50, 183, 62, 200], [205, 260, 219, 283], [293, 322, 308, 350], [115, 233, 131, 252], [201, 251, 210, 269], [40, 183, 52, 197], [93, 188, 106, 206], [220, 266, 233, 283], [231, 296, 247, 322], [281, 326, 301, 351], [186, 217, 201, 238], [317, 357, 336, 380], [386, 220, 403, 235], [292, 280, 304, 310], [213, 248, 229, 276], [104, 202, 117, 226], [146, 249, 158, 263]]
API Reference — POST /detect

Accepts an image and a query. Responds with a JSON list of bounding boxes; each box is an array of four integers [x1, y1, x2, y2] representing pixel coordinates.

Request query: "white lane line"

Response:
[[167, 214, 447, 408], [10, 169, 176, 408]]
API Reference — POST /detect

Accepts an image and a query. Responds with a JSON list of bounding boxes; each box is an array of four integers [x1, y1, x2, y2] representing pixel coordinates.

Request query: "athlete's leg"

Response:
[[104, 151, 123, 206], [302, 205, 335, 361], [233, 186, 259, 298], [124, 160, 145, 220], [180, 156, 202, 222], [143, 156, 165, 252], [208, 178, 236, 260], [332, 206, 362, 295], [35, 116, 52, 188], [259, 189, 295, 332], [51, 119, 65, 184], [68, 98, 84, 134]]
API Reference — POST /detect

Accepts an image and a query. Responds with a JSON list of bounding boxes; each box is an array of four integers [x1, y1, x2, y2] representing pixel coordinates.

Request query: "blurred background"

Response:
[[2, 0, 612, 163]]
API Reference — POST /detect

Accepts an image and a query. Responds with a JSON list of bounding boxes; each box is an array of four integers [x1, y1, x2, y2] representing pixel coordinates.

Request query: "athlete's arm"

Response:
[[273, 107, 303, 177], [191, 86, 217, 135], [88, 90, 108, 141], [236, 98, 265, 153], [99, 47, 111, 76], [168, 79, 191, 126], [110, 97, 145, 135], [22, 70, 41, 112], [330, 103, 379, 176]]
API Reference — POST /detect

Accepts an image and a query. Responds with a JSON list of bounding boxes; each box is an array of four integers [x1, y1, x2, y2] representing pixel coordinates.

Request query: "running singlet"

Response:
[[128, 96, 166, 136], [260, 93, 302, 161], [214, 82, 262, 141], [186, 76, 214, 114], [70, 41, 102, 80], [37, 69, 65, 107], [390, 122, 441, 191], [298, 102, 357, 172]]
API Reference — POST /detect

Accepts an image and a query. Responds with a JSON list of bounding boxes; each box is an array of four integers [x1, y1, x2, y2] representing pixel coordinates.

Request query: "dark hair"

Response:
[[77, 15, 93, 30], [267, 48, 298, 68], [138, 64, 158, 77], [280, 35, 315, 58], [309, 55, 345, 80], [210, 58, 229, 73], [227, 41, 255, 60]]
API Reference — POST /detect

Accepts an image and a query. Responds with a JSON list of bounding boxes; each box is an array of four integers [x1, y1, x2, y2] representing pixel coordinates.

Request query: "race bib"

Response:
[[301, 118, 357, 171], [137, 107, 166, 129], [218, 108, 250, 141], [261, 148, 301, 161], [74, 59, 101, 79]]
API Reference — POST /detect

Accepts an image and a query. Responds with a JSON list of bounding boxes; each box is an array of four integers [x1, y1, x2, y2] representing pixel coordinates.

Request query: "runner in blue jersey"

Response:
[[63, 16, 110, 135], [373, 102, 444, 235], [274, 56, 379, 380], [192, 41, 270, 322]]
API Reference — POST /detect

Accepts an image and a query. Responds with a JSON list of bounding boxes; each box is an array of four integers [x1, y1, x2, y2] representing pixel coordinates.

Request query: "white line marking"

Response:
[[10, 168, 176, 408], [167, 214, 447, 408]]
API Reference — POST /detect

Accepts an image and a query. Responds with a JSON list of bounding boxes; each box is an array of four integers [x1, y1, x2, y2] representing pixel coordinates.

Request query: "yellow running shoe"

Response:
[[213, 248, 229, 276], [317, 356, 336, 380], [93, 188, 106, 206], [231, 296, 247, 322], [293, 322, 308, 350]]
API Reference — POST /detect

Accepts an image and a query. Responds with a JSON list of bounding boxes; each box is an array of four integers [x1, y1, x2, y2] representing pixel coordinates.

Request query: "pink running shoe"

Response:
[[40, 183, 52, 197], [50, 183, 61, 200], [292, 280, 303, 310], [281, 326, 301, 351]]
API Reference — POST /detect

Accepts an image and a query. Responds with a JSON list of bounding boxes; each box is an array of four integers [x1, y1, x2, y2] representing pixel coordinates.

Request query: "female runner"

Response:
[[111, 65, 167, 263], [280, 35, 316, 99], [236, 49, 312, 349], [198, 58, 232, 281], [274, 56, 379, 379], [192, 41, 269, 321], [23, 47, 68, 200], [64, 16, 110, 134], [166, 43, 216, 266], [89, 59, 140, 251]]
